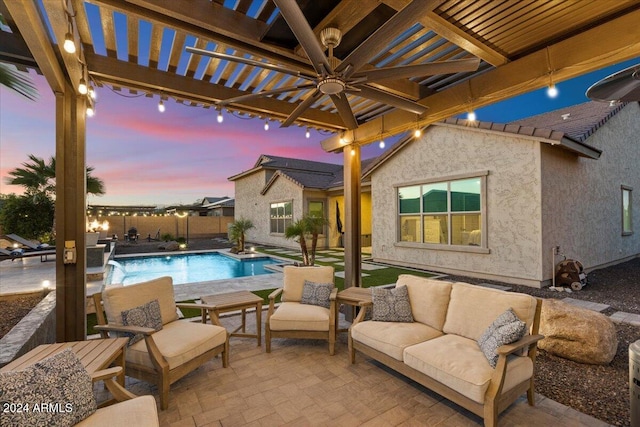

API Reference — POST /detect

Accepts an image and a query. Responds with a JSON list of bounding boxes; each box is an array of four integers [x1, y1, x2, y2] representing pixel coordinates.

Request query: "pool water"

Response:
[[108, 252, 277, 285]]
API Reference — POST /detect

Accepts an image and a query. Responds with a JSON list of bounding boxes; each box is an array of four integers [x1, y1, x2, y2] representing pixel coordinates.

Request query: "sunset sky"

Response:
[[1, 57, 637, 207]]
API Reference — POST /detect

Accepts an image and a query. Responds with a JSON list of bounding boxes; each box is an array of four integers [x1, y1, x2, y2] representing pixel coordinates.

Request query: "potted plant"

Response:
[[228, 218, 254, 253], [285, 214, 327, 266]]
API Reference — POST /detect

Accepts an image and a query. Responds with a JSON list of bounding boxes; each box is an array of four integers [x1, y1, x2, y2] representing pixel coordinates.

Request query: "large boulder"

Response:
[[538, 299, 617, 365]]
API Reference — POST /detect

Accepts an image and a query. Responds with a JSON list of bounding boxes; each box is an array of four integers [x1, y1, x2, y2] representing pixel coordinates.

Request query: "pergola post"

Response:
[[343, 144, 362, 290], [55, 84, 87, 342]]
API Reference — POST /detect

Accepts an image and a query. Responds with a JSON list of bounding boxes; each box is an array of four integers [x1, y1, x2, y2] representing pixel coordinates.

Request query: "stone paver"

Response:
[[334, 271, 370, 278], [561, 297, 610, 312], [478, 283, 512, 291], [314, 256, 341, 262], [609, 311, 640, 326], [333, 262, 388, 271]]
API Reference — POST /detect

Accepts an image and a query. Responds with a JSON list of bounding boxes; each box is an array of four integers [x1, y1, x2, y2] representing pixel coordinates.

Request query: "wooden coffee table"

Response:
[[201, 291, 263, 346], [0, 338, 128, 386]]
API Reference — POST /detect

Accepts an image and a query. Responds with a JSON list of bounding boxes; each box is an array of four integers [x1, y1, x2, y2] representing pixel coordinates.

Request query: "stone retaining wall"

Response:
[[0, 291, 56, 368]]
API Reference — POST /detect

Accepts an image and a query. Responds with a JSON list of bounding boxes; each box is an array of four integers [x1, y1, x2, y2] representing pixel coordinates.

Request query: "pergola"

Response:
[[1, 0, 639, 342]]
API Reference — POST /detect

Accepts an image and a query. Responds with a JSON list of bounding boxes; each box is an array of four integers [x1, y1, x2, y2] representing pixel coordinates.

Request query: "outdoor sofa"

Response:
[[349, 275, 543, 427]]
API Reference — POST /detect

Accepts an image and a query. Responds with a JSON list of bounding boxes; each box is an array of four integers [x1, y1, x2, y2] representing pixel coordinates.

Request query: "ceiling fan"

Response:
[[187, 0, 480, 130]]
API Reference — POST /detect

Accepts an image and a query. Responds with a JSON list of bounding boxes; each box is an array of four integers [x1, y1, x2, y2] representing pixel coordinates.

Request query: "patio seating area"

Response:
[[104, 310, 607, 427]]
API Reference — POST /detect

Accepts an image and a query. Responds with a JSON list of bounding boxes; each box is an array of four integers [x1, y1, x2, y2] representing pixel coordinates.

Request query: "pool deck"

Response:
[[0, 250, 288, 300]]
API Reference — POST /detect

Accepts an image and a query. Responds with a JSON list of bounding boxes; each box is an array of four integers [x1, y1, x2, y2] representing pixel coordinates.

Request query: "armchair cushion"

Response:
[[126, 320, 227, 370], [102, 276, 178, 326], [300, 280, 333, 308], [76, 395, 159, 427], [282, 266, 334, 302], [372, 286, 413, 322], [0, 349, 96, 426], [477, 308, 527, 368], [121, 299, 163, 346], [269, 302, 331, 332]]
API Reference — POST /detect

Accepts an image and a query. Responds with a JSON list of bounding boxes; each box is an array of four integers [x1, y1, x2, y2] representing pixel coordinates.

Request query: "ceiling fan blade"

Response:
[[336, 0, 439, 77], [357, 85, 427, 115], [330, 93, 358, 130], [219, 83, 315, 106], [586, 64, 640, 102], [353, 58, 481, 82], [273, 0, 333, 75], [186, 46, 315, 80], [281, 89, 322, 127]]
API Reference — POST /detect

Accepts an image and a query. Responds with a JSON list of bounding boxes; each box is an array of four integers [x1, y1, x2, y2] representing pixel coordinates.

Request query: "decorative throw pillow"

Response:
[[477, 308, 527, 368], [0, 348, 97, 426], [300, 280, 333, 309], [371, 286, 414, 322], [121, 299, 163, 346]]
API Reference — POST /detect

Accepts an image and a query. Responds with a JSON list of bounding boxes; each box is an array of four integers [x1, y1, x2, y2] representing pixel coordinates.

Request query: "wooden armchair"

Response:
[[77, 366, 159, 426], [266, 265, 337, 355], [93, 276, 229, 410]]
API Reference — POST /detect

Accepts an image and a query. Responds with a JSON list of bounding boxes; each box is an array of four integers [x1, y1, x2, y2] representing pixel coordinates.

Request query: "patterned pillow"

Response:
[[371, 286, 414, 322], [121, 299, 163, 346], [477, 308, 527, 368], [0, 348, 97, 426], [300, 280, 333, 309]]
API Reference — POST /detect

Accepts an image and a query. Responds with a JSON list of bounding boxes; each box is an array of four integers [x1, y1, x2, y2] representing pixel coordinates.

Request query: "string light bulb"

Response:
[[86, 104, 95, 117], [78, 77, 87, 95], [467, 110, 477, 121], [217, 108, 223, 123], [414, 128, 422, 138], [88, 85, 96, 99], [264, 119, 269, 131], [379, 139, 385, 149], [158, 99, 165, 113], [546, 84, 558, 98], [305, 128, 310, 139], [63, 32, 76, 53]]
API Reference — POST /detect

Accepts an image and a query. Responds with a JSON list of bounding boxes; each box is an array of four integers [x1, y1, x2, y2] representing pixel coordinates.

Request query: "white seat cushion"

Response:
[[269, 302, 330, 332], [127, 320, 227, 370], [351, 321, 442, 361], [77, 396, 158, 427], [403, 334, 533, 404]]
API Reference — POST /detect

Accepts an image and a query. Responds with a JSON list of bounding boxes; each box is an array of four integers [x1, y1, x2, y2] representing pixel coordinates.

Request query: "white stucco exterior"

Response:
[[370, 103, 639, 287]]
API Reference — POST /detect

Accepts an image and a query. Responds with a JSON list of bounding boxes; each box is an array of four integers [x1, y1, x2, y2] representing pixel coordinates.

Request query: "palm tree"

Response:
[[285, 214, 327, 266], [6, 154, 106, 198], [228, 218, 254, 253], [0, 63, 37, 101]]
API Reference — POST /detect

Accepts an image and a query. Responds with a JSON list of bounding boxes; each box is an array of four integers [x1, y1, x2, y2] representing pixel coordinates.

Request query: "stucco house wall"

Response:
[[540, 103, 640, 279], [371, 123, 545, 287]]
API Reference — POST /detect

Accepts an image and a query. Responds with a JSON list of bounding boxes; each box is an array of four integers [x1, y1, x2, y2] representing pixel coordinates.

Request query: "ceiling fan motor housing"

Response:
[[318, 77, 346, 95], [320, 27, 342, 49]]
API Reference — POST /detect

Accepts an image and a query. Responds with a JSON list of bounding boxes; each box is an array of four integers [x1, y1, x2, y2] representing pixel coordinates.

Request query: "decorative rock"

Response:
[[158, 241, 180, 251], [539, 299, 618, 364]]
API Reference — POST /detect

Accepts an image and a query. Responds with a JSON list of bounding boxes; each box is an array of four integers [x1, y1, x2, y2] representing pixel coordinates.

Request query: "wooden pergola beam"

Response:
[[85, 52, 346, 129], [321, 8, 640, 152]]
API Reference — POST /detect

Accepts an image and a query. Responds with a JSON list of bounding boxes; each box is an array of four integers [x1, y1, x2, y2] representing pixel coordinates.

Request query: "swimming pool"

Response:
[[107, 252, 278, 286]]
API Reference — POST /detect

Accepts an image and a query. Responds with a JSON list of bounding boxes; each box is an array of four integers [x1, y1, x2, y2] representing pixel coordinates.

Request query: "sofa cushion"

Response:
[[478, 309, 527, 368], [403, 334, 533, 404], [372, 285, 413, 322], [76, 395, 159, 427], [443, 282, 537, 341], [126, 320, 227, 370], [282, 266, 334, 302], [351, 321, 442, 361], [396, 275, 452, 330], [121, 299, 164, 346], [102, 276, 178, 326], [300, 280, 333, 308], [0, 348, 96, 426], [269, 301, 330, 332]]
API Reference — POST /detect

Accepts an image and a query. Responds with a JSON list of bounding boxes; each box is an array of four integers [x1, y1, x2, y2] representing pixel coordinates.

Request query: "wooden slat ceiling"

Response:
[[2, 0, 640, 148]]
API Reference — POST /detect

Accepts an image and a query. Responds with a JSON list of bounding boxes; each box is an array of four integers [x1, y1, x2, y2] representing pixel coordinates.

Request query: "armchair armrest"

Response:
[[351, 301, 372, 327], [329, 288, 338, 301], [267, 288, 283, 320], [91, 367, 138, 403], [94, 324, 156, 336]]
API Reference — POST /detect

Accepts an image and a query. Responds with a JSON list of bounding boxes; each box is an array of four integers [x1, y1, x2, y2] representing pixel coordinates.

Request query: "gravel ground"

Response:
[[1, 239, 638, 425]]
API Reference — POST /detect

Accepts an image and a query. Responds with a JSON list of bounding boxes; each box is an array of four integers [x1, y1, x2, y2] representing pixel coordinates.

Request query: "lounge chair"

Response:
[[5, 233, 52, 250], [0, 247, 54, 262]]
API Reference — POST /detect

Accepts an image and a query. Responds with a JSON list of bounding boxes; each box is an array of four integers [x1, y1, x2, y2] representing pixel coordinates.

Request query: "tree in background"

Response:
[[228, 218, 254, 253], [0, 194, 54, 241], [285, 214, 327, 266], [0, 63, 37, 101]]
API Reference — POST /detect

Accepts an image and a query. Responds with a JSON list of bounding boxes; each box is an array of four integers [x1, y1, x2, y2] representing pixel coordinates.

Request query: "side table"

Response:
[[201, 290, 263, 346], [336, 287, 373, 332]]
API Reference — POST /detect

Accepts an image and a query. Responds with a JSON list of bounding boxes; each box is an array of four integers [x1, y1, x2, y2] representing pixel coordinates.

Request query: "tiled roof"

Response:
[[256, 155, 342, 174], [508, 101, 626, 142]]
